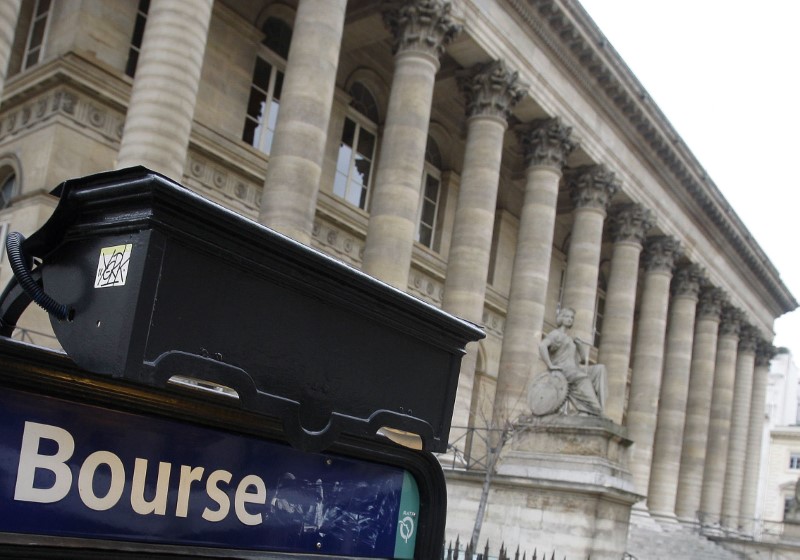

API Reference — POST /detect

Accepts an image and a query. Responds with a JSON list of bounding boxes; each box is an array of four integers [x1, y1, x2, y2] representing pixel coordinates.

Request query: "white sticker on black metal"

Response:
[[94, 244, 132, 288]]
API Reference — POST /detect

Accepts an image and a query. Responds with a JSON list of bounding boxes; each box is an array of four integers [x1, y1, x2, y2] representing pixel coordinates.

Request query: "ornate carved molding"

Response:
[[608, 202, 654, 245], [697, 287, 726, 320], [382, 0, 461, 59], [719, 305, 745, 337], [184, 154, 262, 218], [568, 164, 620, 212], [311, 220, 365, 268], [517, 117, 577, 170], [642, 235, 681, 274], [755, 341, 778, 367], [0, 86, 123, 145], [737, 325, 759, 354], [458, 59, 526, 121], [671, 263, 705, 298]]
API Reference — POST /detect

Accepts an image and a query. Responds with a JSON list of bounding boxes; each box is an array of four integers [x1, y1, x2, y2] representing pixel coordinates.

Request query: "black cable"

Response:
[[5, 232, 71, 322]]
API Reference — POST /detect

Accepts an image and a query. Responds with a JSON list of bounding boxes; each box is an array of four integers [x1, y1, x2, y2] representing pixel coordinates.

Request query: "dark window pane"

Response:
[[421, 200, 436, 225], [25, 51, 39, 69], [341, 118, 356, 147], [425, 175, 440, 201], [140, 0, 150, 14], [262, 18, 293, 59], [357, 128, 375, 159], [29, 19, 46, 50], [246, 88, 267, 120], [418, 224, 432, 248], [132, 14, 146, 47], [273, 70, 284, 101], [36, 0, 51, 16], [125, 49, 139, 77], [252, 58, 272, 91], [242, 118, 258, 144], [354, 157, 372, 187]]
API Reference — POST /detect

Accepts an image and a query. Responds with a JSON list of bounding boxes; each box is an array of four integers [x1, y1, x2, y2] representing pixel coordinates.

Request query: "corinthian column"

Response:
[[116, 0, 214, 181], [562, 165, 620, 341], [627, 236, 681, 495], [491, 118, 576, 423], [721, 325, 758, 529], [0, 0, 22, 101], [648, 263, 705, 519], [675, 286, 725, 522], [258, 0, 348, 244], [441, 60, 524, 430], [598, 203, 654, 423], [361, 0, 460, 289], [699, 305, 743, 524], [740, 341, 777, 528]]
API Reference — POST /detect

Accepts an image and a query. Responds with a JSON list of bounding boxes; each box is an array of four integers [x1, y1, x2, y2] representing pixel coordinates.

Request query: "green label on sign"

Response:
[[394, 471, 420, 558]]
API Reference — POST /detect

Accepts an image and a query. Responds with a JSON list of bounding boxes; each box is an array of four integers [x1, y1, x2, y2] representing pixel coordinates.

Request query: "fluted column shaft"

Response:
[[116, 0, 214, 181], [721, 328, 758, 528], [699, 306, 742, 523], [627, 236, 681, 495], [562, 165, 619, 341], [362, 1, 459, 289], [443, 61, 523, 430], [0, 0, 22, 101], [598, 204, 654, 422], [675, 287, 724, 522], [258, 0, 348, 244], [492, 119, 575, 422], [740, 343, 775, 527], [648, 264, 704, 518]]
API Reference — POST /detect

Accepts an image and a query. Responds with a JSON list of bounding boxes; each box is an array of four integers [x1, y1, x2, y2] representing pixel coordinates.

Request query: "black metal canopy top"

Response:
[[1, 167, 484, 452]]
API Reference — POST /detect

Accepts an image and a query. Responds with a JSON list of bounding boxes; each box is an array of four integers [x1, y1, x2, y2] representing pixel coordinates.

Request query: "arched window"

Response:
[[23, 0, 52, 70], [125, 0, 150, 77], [242, 18, 293, 155], [416, 137, 443, 250], [333, 83, 379, 210]]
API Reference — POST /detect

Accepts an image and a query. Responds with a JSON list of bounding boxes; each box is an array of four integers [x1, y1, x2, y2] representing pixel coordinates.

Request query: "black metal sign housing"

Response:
[[0, 167, 484, 453]]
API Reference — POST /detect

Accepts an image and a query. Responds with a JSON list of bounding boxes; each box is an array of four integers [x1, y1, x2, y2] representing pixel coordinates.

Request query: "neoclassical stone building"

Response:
[[0, 0, 795, 558]]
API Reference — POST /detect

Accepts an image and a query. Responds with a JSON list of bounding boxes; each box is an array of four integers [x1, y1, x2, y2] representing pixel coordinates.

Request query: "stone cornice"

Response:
[[504, 0, 796, 315]]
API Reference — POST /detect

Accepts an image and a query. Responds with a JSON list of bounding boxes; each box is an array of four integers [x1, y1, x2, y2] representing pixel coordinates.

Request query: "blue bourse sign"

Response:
[[0, 387, 420, 558]]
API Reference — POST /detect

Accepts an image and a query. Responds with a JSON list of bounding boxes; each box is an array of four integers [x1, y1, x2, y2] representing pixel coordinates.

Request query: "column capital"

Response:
[[756, 341, 778, 367], [672, 263, 706, 298], [738, 324, 759, 354], [642, 235, 682, 273], [382, 0, 461, 59], [697, 286, 726, 320], [568, 164, 620, 212], [458, 59, 526, 121], [719, 305, 745, 337], [517, 117, 577, 170], [608, 202, 654, 245]]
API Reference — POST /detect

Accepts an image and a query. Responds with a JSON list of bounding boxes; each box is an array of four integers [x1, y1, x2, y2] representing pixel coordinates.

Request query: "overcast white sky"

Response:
[[577, 0, 800, 358]]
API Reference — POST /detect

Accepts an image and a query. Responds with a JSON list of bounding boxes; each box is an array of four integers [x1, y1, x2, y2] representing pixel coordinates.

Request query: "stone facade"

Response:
[[0, 0, 796, 557]]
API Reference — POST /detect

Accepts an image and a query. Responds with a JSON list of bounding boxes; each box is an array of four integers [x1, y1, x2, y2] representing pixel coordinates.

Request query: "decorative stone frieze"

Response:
[[184, 154, 262, 218], [518, 117, 577, 170], [0, 88, 124, 145], [608, 203, 654, 245], [672, 263, 705, 298], [458, 60, 526, 121], [382, 0, 461, 58], [696, 287, 725, 319], [568, 164, 620, 211], [719, 306, 744, 337], [311, 220, 365, 268], [642, 235, 681, 273], [408, 270, 444, 305], [481, 309, 505, 337]]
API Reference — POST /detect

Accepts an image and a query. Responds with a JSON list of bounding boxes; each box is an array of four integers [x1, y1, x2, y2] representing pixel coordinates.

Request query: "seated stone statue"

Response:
[[530, 307, 607, 417]]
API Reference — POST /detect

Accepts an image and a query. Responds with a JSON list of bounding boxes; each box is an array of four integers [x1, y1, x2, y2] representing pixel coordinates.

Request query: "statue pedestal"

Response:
[[445, 416, 641, 560]]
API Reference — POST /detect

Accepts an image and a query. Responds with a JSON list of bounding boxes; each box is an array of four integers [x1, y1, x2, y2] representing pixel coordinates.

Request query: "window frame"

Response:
[[415, 161, 443, 251], [125, 0, 150, 78], [789, 452, 800, 470], [22, 0, 52, 70]]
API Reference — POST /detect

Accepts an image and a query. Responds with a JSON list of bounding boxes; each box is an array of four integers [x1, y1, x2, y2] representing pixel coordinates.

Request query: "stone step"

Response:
[[627, 521, 745, 560]]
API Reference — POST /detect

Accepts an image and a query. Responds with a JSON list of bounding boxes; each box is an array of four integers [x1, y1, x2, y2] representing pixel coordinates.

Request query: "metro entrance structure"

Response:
[[0, 0, 795, 558]]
